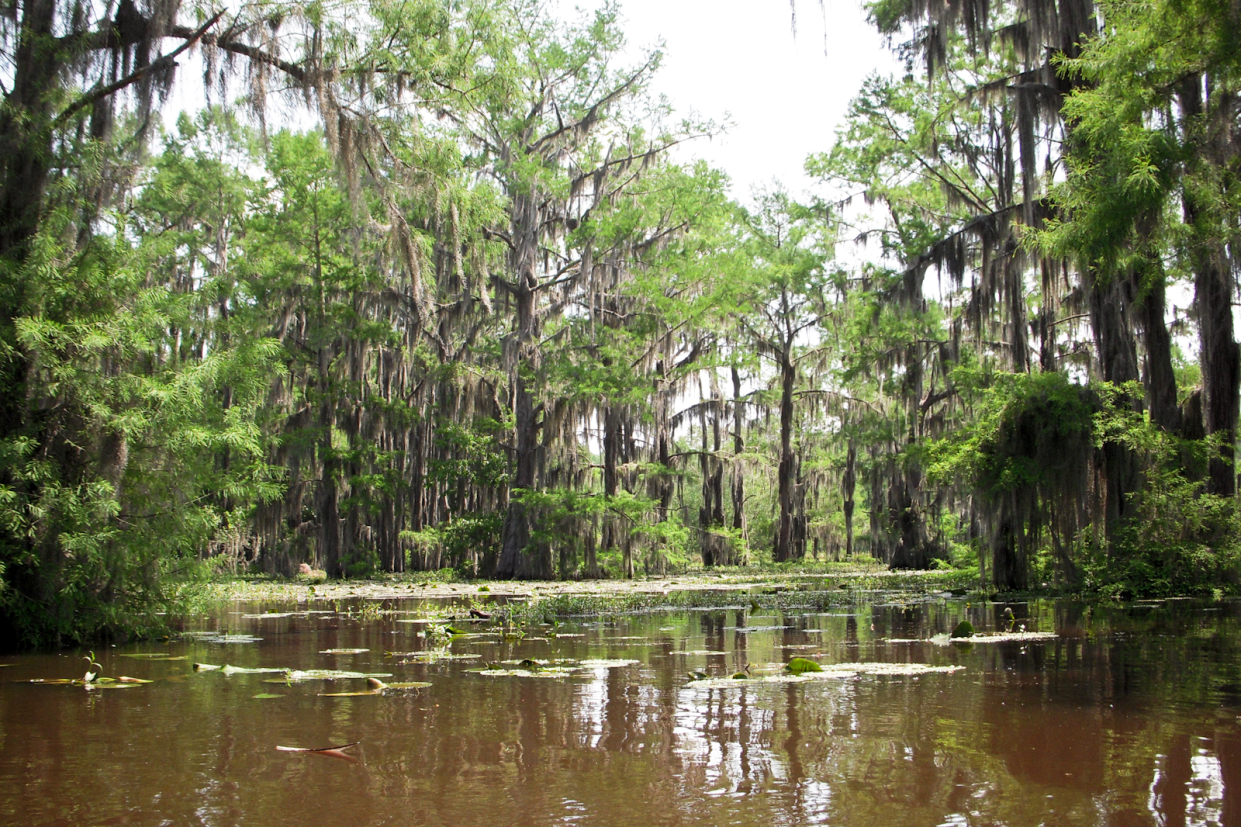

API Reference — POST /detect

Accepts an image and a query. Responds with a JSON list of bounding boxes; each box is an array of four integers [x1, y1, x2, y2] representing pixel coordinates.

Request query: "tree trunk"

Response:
[[887, 465, 929, 569], [1195, 251, 1239, 496], [0, 0, 56, 265], [842, 442, 857, 558], [991, 504, 1027, 590], [709, 407, 725, 561], [497, 367, 550, 577], [1137, 267, 1181, 434], [601, 404, 624, 573], [698, 407, 726, 565], [730, 366, 746, 560], [496, 222, 551, 579], [1087, 268, 1141, 538], [1180, 76, 1240, 496], [317, 393, 341, 577], [773, 356, 798, 562]]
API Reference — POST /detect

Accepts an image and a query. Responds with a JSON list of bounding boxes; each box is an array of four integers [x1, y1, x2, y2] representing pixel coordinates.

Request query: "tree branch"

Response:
[[54, 11, 225, 127], [170, 20, 306, 83]]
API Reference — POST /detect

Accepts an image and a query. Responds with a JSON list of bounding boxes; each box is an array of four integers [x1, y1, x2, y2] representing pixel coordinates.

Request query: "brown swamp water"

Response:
[[2, 596, 1240, 826]]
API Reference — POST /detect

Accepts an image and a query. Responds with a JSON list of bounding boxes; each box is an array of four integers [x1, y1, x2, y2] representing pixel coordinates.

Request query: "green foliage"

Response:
[[1084, 390, 1241, 597], [428, 422, 509, 490], [7, 0, 1241, 648], [923, 371, 1097, 498], [784, 657, 824, 675], [0, 193, 282, 645]]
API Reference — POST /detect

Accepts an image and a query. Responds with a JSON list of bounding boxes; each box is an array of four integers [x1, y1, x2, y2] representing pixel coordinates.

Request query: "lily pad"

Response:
[[320, 648, 369, 655], [185, 633, 263, 645], [252, 693, 285, 699], [119, 653, 187, 660], [476, 658, 639, 678], [221, 665, 287, 676], [30, 678, 142, 689], [266, 670, 393, 683], [686, 661, 964, 689], [477, 667, 577, 678], [819, 662, 965, 676], [389, 651, 481, 662], [950, 620, 975, 639], [193, 662, 223, 671], [933, 630, 1057, 645], [784, 657, 824, 675]]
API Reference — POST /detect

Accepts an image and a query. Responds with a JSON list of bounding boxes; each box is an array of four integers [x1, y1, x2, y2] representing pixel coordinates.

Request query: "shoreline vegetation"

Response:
[[202, 562, 979, 605], [194, 562, 1208, 624]]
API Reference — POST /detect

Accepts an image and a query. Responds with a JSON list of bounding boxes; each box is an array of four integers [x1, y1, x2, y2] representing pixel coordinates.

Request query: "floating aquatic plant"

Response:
[[475, 657, 639, 679], [267, 670, 393, 683], [686, 661, 965, 689], [318, 678, 432, 697], [184, 633, 263, 644], [932, 631, 1057, 645], [476, 666, 577, 678], [221, 665, 287, 676], [950, 621, 975, 639], [387, 650, 481, 662], [784, 657, 823, 675]]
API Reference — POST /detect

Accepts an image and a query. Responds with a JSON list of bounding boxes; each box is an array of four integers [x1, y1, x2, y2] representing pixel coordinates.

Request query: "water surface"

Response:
[[2, 596, 1238, 826]]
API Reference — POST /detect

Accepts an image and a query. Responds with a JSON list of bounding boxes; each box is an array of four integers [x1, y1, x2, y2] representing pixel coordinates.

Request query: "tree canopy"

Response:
[[1, 0, 1239, 646]]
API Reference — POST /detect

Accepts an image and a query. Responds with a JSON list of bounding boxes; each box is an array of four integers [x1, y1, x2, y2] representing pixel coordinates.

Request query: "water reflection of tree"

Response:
[[26, 602, 1240, 825]]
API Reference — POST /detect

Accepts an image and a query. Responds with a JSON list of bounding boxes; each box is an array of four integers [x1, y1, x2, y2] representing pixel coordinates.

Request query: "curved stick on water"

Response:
[[275, 742, 361, 763]]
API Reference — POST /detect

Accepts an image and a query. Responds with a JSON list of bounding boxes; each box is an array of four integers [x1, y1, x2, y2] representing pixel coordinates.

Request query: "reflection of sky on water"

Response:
[[3, 598, 1241, 825]]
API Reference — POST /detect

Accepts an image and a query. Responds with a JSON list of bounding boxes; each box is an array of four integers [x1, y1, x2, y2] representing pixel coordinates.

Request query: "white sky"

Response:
[[168, 1, 898, 204], [611, 0, 899, 201]]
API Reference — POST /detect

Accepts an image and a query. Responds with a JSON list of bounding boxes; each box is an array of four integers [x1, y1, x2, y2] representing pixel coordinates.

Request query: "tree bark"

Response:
[[1087, 268, 1141, 539], [698, 406, 726, 566], [0, 0, 56, 265], [1137, 267, 1181, 434], [496, 212, 551, 579], [773, 355, 799, 562], [842, 442, 857, 558], [317, 393, 342, 576], [730, 366, 746, 559], [1180, 76, 1240, 496]]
